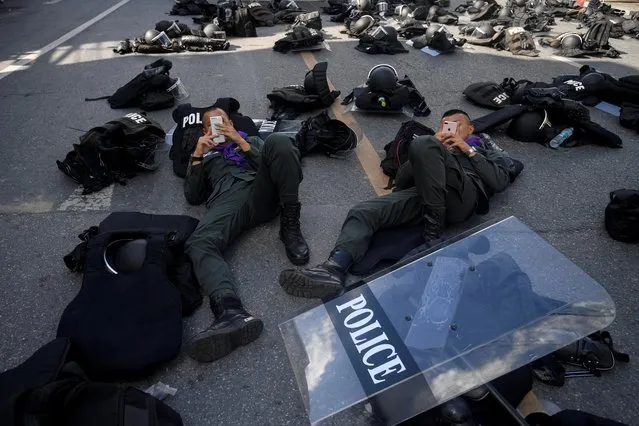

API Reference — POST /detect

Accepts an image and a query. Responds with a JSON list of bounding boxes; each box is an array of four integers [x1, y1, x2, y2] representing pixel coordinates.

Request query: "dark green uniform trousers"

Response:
[[185, 134, 302, 300], [335, 136, 478, 262]]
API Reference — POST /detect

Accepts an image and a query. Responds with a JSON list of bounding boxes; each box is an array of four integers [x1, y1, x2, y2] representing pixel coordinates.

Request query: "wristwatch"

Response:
[[466, 146, 477, 157]]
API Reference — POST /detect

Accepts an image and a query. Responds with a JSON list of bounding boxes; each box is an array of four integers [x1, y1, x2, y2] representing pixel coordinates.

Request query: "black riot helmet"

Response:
[[473, 22, 495, 38], [497, 7, 511, 19], [395, 4, 412, 19], [104, 238, 147, 274], [580, 71, 604, 86], [366, 64, 399, 92], [144, 29, 160, 44], [473, 0, 486, 10], [425, 23, 443, 40], [350, 15, 375, 35], [560, 33, 582, 49], [371, 25, 398, 41], [507, 109, 553, 143]]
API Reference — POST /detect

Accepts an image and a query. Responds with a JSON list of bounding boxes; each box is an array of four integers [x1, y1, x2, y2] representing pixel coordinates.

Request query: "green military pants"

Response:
[[335, 136, 478, 262], [185, 134, 302, 299]]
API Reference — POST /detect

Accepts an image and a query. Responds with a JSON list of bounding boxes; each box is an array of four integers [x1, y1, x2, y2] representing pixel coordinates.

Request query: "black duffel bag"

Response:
[[605, 189, 639, 243]]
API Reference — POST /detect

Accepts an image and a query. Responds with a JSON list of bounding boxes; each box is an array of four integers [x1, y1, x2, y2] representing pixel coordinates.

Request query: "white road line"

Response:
[[550, 55, 583, 69], [0, 0, 132, 82], [58, 186, 115, 212], [44, 0, 64, 4]]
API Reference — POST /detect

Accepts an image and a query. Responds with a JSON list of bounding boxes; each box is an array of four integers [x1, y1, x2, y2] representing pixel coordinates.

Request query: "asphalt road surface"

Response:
[[1, 0, 638, 425]]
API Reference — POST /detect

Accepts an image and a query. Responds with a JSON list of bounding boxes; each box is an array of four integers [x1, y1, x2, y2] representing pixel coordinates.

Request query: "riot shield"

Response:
[[280, 216, 615, 425]]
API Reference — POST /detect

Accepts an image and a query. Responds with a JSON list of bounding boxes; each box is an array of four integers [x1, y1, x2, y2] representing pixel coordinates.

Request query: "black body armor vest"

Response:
[[58, 230, 182, 379]]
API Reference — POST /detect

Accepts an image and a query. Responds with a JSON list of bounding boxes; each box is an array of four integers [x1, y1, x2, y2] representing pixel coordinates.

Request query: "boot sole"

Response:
[[279, 269, 343, 299], [185, 317, 264, 363], [279, 232, 310, 266]]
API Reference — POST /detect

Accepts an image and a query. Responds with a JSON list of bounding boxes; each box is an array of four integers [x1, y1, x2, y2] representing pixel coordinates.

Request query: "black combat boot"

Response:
[[279, 202, 310, 266], [423, 207, 445, 247], [185, 294, 263, 363], [279, 250, 352, 299]]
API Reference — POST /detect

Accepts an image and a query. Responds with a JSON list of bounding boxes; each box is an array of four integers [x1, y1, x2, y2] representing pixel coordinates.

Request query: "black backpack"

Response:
[[463, 81, 512, 109], [247, 2, 275, 26], [56, 112, 165, 194], [295, 110, 357, 156], [235, 6, 258, 37], [380, 120, 435, 186], [620, 103, 639, 132], [0, 338, 183, 426], [605, 189, 639, 243], [85, 59, 175, 111]]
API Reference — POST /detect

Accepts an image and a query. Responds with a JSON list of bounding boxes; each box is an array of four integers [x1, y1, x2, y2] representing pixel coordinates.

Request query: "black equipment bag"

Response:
[[273, 26, 324, 53], [605, 189, 639, 243], [0, 338, 184, 426], [380, 120, 435, 184], [56, 112, 165, 194], [267, 86, 328, 119], [620, 103, 639, 132], [247, 2, 275, 26], [344, 76, 430, 116], [235, 6, 258, 37], [291, 11, 323, 30], [57, 229, 183, 379], [169, 98, 259, 177], [463, 81, 512, 109], [86, 59, 175, 111], [63, 212, 203, 316], [295, 110, 357, 156]]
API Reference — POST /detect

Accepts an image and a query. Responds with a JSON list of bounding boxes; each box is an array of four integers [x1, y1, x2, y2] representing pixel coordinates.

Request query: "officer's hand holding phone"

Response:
[[194, 129, 216, 156]]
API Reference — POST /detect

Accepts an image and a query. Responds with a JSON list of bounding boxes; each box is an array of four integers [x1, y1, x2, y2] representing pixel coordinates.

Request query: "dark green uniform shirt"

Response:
[[183, 136, 265, 206]]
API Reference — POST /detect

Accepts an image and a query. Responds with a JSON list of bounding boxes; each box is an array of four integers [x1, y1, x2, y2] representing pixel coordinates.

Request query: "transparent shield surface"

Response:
[[280, 217, 615, 425]]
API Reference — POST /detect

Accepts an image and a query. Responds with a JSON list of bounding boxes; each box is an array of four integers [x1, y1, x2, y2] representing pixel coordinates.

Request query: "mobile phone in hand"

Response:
[[209, 116, 225, 143], [443, 121, 458, 135]]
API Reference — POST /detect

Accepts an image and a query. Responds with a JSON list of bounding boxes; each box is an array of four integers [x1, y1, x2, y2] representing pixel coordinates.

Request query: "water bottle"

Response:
[[549, 127, 574, 149], [480, 133, 504, 152]]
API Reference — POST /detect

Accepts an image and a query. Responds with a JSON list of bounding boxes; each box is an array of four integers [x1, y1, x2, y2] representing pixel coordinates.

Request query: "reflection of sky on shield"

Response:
[[425, 308, 614, 403], [289, 305, 367, 423]]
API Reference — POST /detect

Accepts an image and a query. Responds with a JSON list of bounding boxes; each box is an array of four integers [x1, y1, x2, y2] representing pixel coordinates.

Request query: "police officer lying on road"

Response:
[[279, 109, 522, 299], [183, 107, 309, 362]]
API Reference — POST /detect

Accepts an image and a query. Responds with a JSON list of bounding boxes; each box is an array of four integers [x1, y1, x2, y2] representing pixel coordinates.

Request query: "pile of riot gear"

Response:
[[341, 64, 431, 116], [114, 20, 230, 54]]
